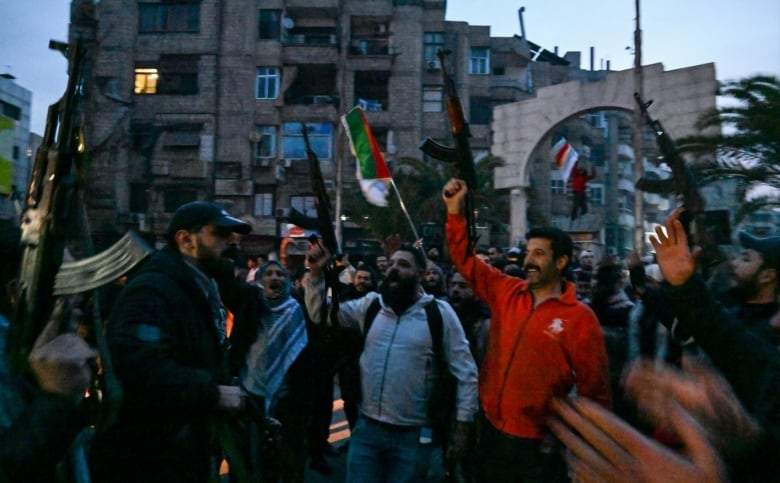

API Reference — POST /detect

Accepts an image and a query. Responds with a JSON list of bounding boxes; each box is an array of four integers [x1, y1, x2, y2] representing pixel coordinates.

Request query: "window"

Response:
[[0, 101, 21, 121], [129, 183, 148, 213], [258, 9, 281, 40], [423, 32, 444, 61], [255, 125, 277, 160], [139, 3, 200, 33], [163, 189, 197, 213], [134, 55, 199, 95], [354, 71, 390, 111], [282, 122, 332, 160], [551, 179, 566, 195], [423, 86, 442, 112], [469, 47, 490, 75], [256, 67, 280, 99], [470, 96, 492, 124], [588, 183, 604, 205], [254, 189, 274, 217], [290, 195, 316, 218]]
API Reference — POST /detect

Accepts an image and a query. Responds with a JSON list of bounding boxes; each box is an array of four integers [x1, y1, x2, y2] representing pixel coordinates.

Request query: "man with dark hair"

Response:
[[89, 201, 251, 482], [442, 178, 611, 482], [725, 231, 780, 346], [305, 242, 478, 483]]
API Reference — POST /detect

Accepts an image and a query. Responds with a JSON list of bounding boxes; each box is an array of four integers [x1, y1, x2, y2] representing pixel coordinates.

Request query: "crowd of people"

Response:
[[1, 178, 779, 482]]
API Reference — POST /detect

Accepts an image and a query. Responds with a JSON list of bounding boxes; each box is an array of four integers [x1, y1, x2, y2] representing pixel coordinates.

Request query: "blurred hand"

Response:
[[650, 206, 701, 286], [623, 358, 760, 456], [28, 299, 98, 398], [442, 178, 467, 215], [548, 397, 727, 483]]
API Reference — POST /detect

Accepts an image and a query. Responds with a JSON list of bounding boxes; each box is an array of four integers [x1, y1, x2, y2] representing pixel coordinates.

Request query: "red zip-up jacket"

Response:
[[447, 214, 611, 439]]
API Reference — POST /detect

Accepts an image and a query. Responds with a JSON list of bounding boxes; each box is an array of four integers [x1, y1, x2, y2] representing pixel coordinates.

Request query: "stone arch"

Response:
[[491, 62, 717, 242]]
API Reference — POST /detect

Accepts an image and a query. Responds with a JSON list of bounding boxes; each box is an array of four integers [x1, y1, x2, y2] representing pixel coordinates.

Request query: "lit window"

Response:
[[423, 86, 442, 112], [469, 47, 490, 75], [255, 125, 277, 159], [134, 68, 158, 94], [256, 67, 280, 99]]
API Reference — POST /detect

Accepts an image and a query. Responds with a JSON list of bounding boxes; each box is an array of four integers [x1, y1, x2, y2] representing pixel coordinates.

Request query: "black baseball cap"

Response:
[[738, 230, 780, 270], [166, 201, 251, 237]]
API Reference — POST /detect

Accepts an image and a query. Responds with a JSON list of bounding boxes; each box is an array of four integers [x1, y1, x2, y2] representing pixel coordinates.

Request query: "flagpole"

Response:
[[389, 179, 421, 243]]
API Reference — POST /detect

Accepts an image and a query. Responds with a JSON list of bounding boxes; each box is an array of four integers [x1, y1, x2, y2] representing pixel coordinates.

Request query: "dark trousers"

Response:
[[476, 415, 567, 483], [570, 191, 588, 220]]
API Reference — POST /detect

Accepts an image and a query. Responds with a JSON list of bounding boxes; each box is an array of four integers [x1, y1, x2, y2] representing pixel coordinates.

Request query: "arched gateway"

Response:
[[491, 62, 717, 243]]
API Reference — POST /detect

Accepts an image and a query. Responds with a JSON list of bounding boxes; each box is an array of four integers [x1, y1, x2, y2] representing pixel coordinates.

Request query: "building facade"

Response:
[[0, 74, 34, 221]]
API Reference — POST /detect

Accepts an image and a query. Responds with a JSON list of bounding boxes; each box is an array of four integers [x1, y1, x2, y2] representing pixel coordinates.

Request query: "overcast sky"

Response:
[[2, 0, 778, 134]]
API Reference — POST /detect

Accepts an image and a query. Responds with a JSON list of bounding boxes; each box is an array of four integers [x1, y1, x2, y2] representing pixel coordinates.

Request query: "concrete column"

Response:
[[510, 187, 528, 245]]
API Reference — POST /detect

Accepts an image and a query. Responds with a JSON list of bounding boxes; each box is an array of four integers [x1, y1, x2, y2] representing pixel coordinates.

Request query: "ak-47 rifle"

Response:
[[420, 49, 480, 253], [634, 93, 706, 245], [301, 124, 343, 317], [9, 39, 150, 434], [8, 39, 89, 370]]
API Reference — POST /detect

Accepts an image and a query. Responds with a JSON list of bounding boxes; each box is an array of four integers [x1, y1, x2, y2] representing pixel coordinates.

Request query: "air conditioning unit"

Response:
[[426, 59, 441, 71], [249, 131, 261, 142], [374, 23, 388, 35], [254, 158, 272, 167]]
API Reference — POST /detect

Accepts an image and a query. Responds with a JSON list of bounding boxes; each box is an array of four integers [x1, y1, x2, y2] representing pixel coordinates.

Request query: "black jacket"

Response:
[[90, 246, 233, 483]]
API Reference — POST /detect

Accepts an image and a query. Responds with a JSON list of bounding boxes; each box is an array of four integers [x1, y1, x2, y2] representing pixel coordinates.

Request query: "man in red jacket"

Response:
[[570, 161, 595, 222], [442, 178, 611, 482]]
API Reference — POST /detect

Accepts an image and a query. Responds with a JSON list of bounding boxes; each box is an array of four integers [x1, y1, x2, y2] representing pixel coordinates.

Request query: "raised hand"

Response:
[[442, 178, 467, 215], [548, 397, 727, 483], [28, 299, 98, 399], [650, 206, 701, 286]]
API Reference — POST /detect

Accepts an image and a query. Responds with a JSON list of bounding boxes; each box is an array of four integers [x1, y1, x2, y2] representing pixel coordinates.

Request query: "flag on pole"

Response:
[[342, 106, 392, 207], [551, 137, 579, 184]]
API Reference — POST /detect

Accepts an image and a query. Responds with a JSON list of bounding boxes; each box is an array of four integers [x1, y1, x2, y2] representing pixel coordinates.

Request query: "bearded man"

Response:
[[89, 201, 250, 483], [725, 231, 780, 347], [305, 243, 478, 483], [442, 178, 611, 482]]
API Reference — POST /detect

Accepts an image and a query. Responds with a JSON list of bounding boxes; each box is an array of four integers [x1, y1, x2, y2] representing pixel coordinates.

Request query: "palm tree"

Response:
[[679, 75, 780, 219], [341, 155, 508, 246]]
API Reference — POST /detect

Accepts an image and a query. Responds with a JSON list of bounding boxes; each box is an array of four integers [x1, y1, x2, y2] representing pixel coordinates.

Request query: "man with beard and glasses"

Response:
[[89, 201, 251, 483], [442, 178, 611, 482], [305, 243, 479, 483], [723, 231, 780, 347]]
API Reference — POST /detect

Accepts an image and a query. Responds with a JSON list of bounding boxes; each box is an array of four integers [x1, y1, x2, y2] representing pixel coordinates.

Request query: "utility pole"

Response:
[[632, 0, 645, 254]]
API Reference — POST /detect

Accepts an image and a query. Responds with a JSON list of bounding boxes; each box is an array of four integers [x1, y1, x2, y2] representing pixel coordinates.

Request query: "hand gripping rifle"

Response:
[[301, 124, 343, 320], [634, 93, 706, 246], [420, 49, 480, 253]]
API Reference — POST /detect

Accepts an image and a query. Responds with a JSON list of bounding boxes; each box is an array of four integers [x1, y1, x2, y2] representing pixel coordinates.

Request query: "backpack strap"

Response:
[[362, 297, 382, 346], [424, 300, 445, 366]]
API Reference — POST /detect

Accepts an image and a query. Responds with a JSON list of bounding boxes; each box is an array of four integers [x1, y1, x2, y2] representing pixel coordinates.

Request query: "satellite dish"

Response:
[[282, 16, 294, 29]]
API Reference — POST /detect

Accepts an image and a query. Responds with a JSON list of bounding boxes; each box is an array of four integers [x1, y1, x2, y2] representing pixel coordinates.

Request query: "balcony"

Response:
[[285, 0, 340, 17]]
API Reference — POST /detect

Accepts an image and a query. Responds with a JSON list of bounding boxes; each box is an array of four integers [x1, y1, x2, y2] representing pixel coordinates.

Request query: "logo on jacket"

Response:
[[545, 318, 564, 338]]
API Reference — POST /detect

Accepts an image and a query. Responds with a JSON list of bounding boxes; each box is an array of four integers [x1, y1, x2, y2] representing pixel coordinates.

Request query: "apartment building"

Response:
[[79, 0, 597, 252], [0, 74, 33, 221]]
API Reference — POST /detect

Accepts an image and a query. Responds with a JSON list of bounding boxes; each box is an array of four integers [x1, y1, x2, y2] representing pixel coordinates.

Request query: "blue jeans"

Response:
[[346, 415, 435, 483]]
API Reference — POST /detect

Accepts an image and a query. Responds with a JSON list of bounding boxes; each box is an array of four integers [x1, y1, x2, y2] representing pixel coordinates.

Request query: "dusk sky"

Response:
[[2, 0, 778, 134]]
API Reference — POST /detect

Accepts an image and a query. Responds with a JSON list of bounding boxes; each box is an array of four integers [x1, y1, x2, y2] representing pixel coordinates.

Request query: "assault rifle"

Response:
[[634, 93, 706, 245], [8, 39, 89, 369], [9, 39, 150, 433], [420, 49, 480, 253], [301, 124, 343, 318]]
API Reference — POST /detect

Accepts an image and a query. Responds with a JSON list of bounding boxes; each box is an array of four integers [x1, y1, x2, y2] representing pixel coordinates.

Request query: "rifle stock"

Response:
[[420, 49, 479, 253]]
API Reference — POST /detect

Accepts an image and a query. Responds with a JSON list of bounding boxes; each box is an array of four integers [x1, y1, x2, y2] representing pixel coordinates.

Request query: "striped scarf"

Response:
[[242, 294, 308, 413]]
